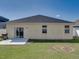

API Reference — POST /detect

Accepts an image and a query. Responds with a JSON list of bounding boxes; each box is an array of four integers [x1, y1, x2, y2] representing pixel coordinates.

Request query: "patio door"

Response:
[[16, 27, 24, 38]]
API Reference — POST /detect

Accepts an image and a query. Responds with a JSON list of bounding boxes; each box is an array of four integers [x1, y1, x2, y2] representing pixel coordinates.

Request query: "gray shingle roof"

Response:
[[10, 15, 72, 23]]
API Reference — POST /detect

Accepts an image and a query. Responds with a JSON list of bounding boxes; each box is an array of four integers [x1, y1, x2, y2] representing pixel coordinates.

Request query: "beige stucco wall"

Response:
[[6, 22, 73, 39]]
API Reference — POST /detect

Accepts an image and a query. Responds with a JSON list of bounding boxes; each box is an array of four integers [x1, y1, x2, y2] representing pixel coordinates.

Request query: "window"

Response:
[[65, 29, 70, 33], [42, 25, 47, 34], [42, 29, 47, 33], [64, 25, 70, 34], [42, 25, 47, 28], [65, 25, 69, 28]]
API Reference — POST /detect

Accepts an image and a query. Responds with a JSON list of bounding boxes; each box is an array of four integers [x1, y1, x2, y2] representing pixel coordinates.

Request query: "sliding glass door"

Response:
[[16, 27, 24, 38]]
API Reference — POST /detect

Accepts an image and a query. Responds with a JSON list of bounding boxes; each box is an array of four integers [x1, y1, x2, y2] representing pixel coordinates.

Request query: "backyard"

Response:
[[0, 41, 79, 59]]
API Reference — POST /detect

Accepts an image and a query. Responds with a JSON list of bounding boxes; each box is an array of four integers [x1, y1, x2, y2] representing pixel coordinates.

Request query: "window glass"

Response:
[[65, 29, 70, 33], [42, 25, 47, 28], [42, 25, 47, 34], [65, 25, 69, 28], [42, 29, 47, 33]]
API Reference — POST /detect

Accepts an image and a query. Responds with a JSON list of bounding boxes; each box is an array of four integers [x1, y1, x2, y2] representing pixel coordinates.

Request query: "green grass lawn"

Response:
[[0, 43, 79, 59]]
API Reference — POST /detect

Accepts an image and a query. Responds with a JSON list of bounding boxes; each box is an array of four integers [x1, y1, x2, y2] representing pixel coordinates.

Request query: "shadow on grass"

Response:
[[28, 39, 79, 43]]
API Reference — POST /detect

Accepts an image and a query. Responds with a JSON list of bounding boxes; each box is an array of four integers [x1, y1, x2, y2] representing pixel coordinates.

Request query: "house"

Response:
[[7, 15, 73, 40], [0, 22, 6, 36], [0, 16, 9, 36], [73, 20, 79, 37]]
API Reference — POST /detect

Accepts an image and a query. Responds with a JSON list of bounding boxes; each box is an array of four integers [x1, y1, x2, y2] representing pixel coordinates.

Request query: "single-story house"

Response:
[[0, 16, 9, 36], [73, 20, 79, 36], [0, 22, 6, 36], [7, 15, 73, 40]]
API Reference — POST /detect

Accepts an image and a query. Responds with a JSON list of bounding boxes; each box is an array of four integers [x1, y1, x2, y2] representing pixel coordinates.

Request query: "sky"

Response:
[[0, 0, 79, 21]]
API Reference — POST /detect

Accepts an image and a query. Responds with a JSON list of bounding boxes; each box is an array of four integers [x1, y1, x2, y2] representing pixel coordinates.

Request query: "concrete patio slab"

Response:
[[0, 38, 28, 45]]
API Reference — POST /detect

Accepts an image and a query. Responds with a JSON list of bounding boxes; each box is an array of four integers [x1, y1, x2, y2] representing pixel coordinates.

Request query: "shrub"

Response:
[[73, 36, 79, 40]]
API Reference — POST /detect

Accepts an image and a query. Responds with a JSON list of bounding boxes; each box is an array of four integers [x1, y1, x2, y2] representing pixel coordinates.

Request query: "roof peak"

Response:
[[31, 15, 47, 17], [10, 15, 72, 23]]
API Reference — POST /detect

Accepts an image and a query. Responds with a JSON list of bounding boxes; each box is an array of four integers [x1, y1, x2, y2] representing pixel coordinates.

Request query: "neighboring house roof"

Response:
[[0, 16, 9, 29], [73, 25, 79, 27], [0, 16, 9, 22], [10, 15, 72, 23], [73, 20, 79, 27]]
